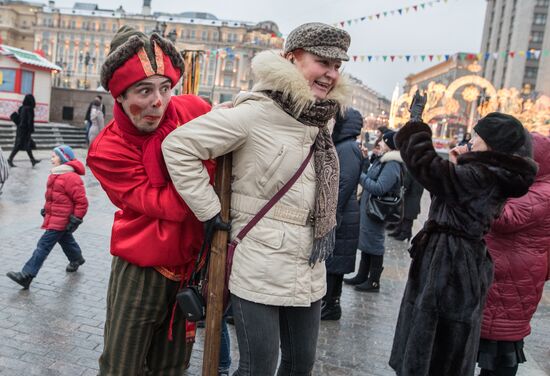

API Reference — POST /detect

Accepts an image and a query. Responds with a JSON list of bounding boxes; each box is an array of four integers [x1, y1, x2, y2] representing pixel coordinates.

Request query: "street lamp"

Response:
[[79, 51, 96, 90]]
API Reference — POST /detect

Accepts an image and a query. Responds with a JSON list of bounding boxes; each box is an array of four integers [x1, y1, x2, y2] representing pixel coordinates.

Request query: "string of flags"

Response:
[[347, 50, 550, 63], [334, 0, 453, 28]]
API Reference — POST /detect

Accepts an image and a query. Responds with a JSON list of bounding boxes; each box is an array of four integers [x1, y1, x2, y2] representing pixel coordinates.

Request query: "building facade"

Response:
[[0, 0, 284, 104], [480, 0, 550, 96], [348, 75, 390, 129]]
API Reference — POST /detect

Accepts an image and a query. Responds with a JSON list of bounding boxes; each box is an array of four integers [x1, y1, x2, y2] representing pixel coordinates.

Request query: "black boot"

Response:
[[355, 255, 384, 293], [66, 258, 85, 272], [394, 218, 413, 241], [31, 159, 41, 167], [388, 222, 403, 237], [7, 159, 16, 167], [6, 271, 33, 289], [344, 253, 370, 285], [355, 267, 384, 292], [321, 298, 342, 320]]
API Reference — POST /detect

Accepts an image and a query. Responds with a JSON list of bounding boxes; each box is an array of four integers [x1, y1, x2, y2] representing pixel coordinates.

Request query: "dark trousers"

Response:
[[98, 257, 191, 376], [231, 294, 321, 376], [22, 229, 83, 277], [325, 273, 343, 301], [8, 144, 35, 163]]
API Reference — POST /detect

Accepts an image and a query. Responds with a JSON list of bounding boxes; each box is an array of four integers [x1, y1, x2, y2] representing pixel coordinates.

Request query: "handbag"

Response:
[[365, 163, 404, 224], [177, 145, 315, 321], [10, 111, 20, 126]]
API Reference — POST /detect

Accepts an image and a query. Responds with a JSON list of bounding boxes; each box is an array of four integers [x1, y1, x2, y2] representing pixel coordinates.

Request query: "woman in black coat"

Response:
[[322, 108, 363, 320], [7, 94, 40, 167], [389, 111, 537, 376]]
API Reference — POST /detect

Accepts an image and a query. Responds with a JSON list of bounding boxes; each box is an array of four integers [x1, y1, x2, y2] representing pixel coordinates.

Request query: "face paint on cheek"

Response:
[[129, 104, 143, 116]]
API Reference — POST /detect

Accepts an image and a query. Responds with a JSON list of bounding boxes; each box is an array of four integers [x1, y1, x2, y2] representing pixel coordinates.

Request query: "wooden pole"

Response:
[[202, 153, 232, 376]]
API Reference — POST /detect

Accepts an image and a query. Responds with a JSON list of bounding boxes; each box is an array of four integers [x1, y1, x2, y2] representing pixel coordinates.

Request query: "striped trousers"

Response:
[[98, 257, 192, 375]]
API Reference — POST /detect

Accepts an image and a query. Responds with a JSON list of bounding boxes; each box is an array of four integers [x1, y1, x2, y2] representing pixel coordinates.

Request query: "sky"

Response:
[[53, 0, 487, 98]]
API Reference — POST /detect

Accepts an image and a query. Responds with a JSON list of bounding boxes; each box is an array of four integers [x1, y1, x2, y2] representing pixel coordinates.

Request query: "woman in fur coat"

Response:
[[345, 130, 403, 292], [163, 23, 350, 375], [389, 110, 538, 376]]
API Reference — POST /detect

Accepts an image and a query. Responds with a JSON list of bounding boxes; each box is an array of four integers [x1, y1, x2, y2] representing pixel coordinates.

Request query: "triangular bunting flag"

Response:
[[353, 55, 358, 61], [518, 51, 525, 57], [534, 50, 541, 59], [376, 14, 381, 19], [383, 12, 388, 17], [361, 16, 366, 21], [405, 7, 410, 13], [436, 55, 442, 61], [413, 56, 418, 62], [444, 54, 450, 61], [543, 50, 550, 57], [500, 51, 507, 57], [369, 15, 374, 20], [398, 9, 403, 15], [361, 56, 365, 62], [347, 20, 352, 26], [477, 53, 483, 60], [526, 51, 532, 59], [413, 5, 418, 11], [368, 55, 373, 61], [493, 52, 499, 59], [420, 55, 426, 61], [484, 52, 490, 61], [405, 55, 411, 61], [391, 10, 395, 15], [383, 56, 388, 61], [390, 55, 395, 61], [428, 55, 434, 61], [509, 51, 515, 58], [340, 21, 345, 27], [421, 3, 426, 9]]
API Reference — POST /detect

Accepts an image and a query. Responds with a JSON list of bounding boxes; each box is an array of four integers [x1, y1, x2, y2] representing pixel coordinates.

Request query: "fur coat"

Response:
[[389, 121, 537, 376]]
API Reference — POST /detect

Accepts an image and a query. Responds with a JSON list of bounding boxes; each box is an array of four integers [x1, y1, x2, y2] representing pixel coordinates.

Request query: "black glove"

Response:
[[66, 215, 83, 233], [40, 208, 46, 217], [409, 90, 428, 122], [203, 213, 231, 245]]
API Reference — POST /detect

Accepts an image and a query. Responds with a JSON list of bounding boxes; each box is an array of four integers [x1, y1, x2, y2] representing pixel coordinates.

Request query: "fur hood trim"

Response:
[[251, 50, 351, 117], [380, 150, 403, 163], [458, 151, 538, 198], [51, 164, 75, 175]]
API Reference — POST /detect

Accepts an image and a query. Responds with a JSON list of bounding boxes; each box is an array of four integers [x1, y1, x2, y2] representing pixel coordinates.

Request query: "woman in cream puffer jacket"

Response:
[[163, 23, 350, 376]]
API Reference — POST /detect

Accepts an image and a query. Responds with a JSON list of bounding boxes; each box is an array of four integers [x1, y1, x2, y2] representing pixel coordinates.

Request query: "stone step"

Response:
[[0, 124, 87, 150]]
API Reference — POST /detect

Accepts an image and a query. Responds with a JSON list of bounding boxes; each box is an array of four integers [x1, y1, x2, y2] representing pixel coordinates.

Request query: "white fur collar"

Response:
[[380, 150, 403, 163], [51, 164, 74, 175], [250, 50, 351, 117]]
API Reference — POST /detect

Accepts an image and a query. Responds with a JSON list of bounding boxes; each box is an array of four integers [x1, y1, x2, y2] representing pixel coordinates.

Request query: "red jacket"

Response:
[[42, 160, 88, 231], [87, 95, 215, 268], [481, 133, 550, 341]]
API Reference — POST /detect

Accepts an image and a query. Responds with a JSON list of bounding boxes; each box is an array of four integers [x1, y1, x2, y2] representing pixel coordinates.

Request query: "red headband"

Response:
[[109, 42, 182, 98]]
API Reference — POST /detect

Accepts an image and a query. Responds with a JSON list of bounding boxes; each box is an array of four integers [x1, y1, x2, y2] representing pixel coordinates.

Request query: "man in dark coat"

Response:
[[388, 168, 424, 241], [7, 94, 40, 167], [322, 108, 363, 320], [389, 111, 538, 376]]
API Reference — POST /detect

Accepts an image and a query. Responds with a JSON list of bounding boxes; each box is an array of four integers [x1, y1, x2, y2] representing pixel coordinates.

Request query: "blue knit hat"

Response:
[[53, 145, 75, 164]]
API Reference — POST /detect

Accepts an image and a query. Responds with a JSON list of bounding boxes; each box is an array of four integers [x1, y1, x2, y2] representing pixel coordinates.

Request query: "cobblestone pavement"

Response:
[[1, 149, 549, 376]]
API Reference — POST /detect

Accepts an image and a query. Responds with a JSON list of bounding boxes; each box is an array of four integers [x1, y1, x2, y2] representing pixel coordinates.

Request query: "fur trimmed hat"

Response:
[[473, 112, 526, 153], [100, 25, 184, 98], [284, 23, 350, 61]]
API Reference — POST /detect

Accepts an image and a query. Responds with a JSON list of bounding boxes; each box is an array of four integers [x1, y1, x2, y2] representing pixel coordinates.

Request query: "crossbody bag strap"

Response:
[[231, 145, 315, 246]]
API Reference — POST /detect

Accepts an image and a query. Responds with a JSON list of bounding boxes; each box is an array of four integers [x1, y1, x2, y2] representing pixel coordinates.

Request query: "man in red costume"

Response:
[[87, 26, 214, 375]]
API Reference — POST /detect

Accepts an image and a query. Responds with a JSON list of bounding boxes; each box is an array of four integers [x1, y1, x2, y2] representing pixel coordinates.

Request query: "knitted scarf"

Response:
[[114, 101, 178, 187], [265, 90, 340, 266]]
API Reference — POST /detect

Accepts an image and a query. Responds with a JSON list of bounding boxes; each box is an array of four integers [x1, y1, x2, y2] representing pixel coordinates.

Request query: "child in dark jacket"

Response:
[[7, 145, 88, 289]]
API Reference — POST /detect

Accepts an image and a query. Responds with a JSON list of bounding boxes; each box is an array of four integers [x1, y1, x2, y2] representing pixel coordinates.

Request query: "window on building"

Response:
[[534, 13, 547, 25], [112, 23, 118, 32], [0, 68, 16, 92], [70, 20, 76, 29], [202, 31, 208, 41], [536, 0, 549, 7], [532, 31, 545, 42], [21, 71, 34, 94], [223, 75, 233, 87], [525, 66, 538, 79], [190, 30, 196, 39], [213, 31, 219, 40]]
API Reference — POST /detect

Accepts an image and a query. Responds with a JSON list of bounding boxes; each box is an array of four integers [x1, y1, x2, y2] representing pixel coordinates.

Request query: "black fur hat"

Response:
[[473, 112, 526, 153]]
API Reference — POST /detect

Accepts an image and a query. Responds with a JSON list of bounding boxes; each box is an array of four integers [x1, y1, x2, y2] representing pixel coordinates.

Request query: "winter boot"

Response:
[[388, 222, 404, 237], [31, 159, 41, 167], [355, 268, 383, 292], [344, 253, 370, 285], [66, 258, 86, 272], [321, 298, 342, 321], [7, 159, 16, 168], [6, 271, 33, 289], [394, 218, 413, 241]]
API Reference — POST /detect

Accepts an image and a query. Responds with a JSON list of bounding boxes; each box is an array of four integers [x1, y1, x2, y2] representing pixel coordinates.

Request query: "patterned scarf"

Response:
[[265, 90, 340, 266]]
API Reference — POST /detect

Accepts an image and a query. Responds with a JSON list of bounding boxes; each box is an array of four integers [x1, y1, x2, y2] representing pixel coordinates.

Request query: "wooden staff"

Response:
[[202, 153, 232, 376]]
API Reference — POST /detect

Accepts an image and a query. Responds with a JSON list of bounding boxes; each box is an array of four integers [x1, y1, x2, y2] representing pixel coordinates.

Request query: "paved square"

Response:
[[1, 149, 548, 375]]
